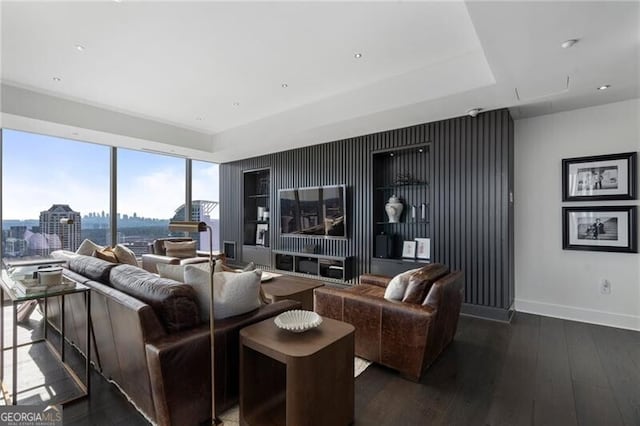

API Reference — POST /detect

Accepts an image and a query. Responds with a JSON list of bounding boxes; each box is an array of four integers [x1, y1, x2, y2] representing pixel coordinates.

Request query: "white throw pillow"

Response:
[[76, 239, 104, 256], [183, 266, 262, 321], [383, 268, 421, 301], [114, 244, 138, 266], [157, 263, 186, 282], [190, 259, 224, 274]]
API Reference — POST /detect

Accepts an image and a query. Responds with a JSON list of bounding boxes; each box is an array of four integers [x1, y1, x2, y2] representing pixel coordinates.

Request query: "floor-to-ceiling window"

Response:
[[1, 129, 110, 260], [116, 149, 186, 256], [1, 130, 220, 261], [192, 160, 220, 251]]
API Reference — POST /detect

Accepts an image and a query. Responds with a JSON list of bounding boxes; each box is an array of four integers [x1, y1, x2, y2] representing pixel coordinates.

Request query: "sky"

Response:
[[1, 129, 220, 220]]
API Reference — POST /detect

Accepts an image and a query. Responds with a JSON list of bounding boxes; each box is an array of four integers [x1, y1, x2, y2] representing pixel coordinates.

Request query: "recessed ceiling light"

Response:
[[354, 53, 362, 59], [597, 85, 611, 91], [75, 44, 85, 52], [281, 83, 288, 88], [389, 152, 395, 157], [561, 39, 579, 49], [52, 77, 62, 82], [233, 102, 240, 107]]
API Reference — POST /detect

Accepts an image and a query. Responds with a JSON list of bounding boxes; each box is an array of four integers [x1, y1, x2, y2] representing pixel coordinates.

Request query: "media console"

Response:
[[273, 250, 352, 282]]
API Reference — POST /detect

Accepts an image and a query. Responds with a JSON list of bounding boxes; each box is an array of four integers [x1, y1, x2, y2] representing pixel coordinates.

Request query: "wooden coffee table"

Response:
[[239, 316, 355, 426], [261, 275, 324, 311]]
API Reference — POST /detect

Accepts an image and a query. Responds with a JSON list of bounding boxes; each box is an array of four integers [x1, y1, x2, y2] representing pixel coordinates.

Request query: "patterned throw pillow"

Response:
[[93, 247, 118, 263], [164, 240, 197, 259]]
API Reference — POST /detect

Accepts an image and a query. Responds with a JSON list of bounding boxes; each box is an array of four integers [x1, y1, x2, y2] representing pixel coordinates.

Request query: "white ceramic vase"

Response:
[[385, 195, 403, 223]]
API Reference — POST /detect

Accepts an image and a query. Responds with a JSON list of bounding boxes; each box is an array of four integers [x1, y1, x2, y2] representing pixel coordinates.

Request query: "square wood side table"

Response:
[[240, 316, 355, 426], [260, 275, 324, 311]]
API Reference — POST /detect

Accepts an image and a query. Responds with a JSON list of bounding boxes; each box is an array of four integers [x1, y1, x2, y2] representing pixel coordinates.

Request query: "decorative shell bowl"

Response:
[[274, 310, 323, 333]]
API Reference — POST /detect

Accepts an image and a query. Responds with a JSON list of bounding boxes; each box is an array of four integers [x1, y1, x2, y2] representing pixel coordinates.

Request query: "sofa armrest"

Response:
[[146, 327, 212, 426], [145, 299, 301, 426], [314, 286, 346, 321], [141, 254, 180, 273], [359, 274, 392, 288]]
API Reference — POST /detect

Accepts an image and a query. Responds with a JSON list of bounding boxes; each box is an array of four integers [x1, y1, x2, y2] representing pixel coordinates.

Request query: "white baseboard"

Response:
[[515, 298, 640, 331]]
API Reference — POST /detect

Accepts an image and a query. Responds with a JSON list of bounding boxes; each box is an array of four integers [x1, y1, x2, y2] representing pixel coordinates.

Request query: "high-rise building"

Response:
[[171, 200, 219, 250], [172, 200, 218, 223], [39, 204, 82, 251]]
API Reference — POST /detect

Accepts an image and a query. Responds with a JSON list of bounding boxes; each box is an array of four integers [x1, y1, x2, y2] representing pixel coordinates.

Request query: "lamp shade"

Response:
[[168, 221, 207, 233]]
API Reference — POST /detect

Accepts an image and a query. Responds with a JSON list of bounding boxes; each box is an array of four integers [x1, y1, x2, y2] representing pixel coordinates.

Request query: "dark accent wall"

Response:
[[221, 109, 515, 313]]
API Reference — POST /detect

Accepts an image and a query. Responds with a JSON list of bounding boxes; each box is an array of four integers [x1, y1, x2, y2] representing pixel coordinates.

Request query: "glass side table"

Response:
[[0, 270, 90, 405]]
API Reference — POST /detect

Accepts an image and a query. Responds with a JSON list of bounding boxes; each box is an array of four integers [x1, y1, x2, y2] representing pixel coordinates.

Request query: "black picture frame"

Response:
[[562, 152, 637, 201], [562, 206, 637, 253]]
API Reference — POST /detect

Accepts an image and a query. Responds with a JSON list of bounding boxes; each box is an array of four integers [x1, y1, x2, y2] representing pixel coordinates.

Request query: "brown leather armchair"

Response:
[[141, 238, 211, 273], [314, 264, 463, 381]]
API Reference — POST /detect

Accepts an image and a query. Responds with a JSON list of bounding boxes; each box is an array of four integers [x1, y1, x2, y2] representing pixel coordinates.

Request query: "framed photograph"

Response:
[[402, 240, 417, 258], [415, 238, 431, 260], [562, 206, 637, 253], [256, 224, 269, 246], [562, 152, 637, 201]]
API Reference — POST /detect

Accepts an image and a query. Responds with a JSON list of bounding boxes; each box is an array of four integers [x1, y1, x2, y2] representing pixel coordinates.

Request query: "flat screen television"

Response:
[[279, 185, 346, 238]]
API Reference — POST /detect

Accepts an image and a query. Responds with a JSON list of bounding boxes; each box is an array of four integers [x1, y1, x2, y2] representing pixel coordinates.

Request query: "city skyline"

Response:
[[1, 129, 219, 220]]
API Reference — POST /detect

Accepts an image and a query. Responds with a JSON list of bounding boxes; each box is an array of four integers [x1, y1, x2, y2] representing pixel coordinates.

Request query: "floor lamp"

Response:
[[167, 221, 220, 425]]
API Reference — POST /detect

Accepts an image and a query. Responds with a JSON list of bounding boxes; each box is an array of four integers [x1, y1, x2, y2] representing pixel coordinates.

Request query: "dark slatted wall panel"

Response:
[[220, 109, 514, 310]]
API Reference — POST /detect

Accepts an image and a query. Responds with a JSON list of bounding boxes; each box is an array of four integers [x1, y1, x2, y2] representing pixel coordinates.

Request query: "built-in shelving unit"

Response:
[[273, 250, 352, 282], [371, 144, 431, 275], [242, 168, 271, 267]]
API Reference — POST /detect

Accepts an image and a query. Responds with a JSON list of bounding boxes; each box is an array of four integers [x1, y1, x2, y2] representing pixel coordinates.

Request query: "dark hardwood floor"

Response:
[[355, 313, 639, 426], [2, 308, 638, 425]]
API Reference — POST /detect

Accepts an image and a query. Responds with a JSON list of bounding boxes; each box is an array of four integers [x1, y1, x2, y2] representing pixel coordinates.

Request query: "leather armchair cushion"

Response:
[[351, 284, 386, 298], [402, 263, 450, 304], [110, 264, 200, 333], [69, 255, 117, 284], [359, 274, 392, 288]]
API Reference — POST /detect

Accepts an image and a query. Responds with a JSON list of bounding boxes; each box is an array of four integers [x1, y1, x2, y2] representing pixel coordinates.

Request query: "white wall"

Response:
[[515, 98, 640, 331]]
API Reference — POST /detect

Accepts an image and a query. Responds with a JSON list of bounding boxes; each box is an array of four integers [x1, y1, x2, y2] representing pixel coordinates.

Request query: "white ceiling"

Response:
[[1, 1, 638, 162]]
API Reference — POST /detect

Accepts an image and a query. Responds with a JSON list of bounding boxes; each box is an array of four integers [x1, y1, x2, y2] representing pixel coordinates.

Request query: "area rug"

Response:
[[220, 357, 372, 425]]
